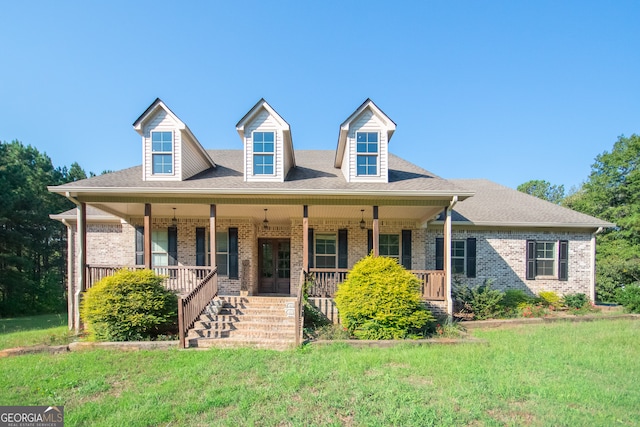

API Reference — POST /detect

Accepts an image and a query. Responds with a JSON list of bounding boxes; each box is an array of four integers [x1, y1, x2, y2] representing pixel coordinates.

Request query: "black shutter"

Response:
[[308, 228, 314, 269], [435, 237, 444, 271], [466, 237, 476, 278], [168, 227, 178, 266], [135, 226, 144, 266], [195, 227, 206, 266], [401, 230, 412, 270], [526, 240, 536, 280], [367, 229, 373, 255], [558, 240, 568, 281], [228, 227, 238, 279], [338, 229, 348, 269]]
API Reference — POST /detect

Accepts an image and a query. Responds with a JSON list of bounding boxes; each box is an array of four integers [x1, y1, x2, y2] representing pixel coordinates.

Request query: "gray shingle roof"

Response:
[[443, 179, 613, 228], [51, 150, 470, 195]]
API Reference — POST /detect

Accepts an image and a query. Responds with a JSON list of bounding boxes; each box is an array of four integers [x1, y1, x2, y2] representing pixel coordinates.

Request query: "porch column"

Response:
[[210, 204, 217, 269], [75, 202, 86, 333], [144, 203, 152, 269], [372, 206, 379, 256], [444, 203, 454, 316], [302, 205, 309, 272]]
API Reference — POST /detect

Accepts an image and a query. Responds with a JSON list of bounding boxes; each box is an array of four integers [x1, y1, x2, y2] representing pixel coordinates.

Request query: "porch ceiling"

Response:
[[89, 202, 445, 224]]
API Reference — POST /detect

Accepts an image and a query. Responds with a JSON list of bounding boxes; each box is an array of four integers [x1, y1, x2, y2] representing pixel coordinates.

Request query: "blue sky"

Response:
[[2, 1, 639, 191]]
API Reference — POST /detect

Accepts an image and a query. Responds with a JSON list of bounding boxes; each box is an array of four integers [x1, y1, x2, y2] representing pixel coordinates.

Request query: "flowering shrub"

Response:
[[539, 291, 562, 308], [518, 303, 550, 318]]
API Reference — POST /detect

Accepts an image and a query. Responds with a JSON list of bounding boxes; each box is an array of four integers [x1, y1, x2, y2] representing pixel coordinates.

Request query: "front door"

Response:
[[258, 239, 291, 294]]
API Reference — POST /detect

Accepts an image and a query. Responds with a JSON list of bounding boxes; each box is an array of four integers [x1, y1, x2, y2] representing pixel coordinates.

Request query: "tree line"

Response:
[[0, 140, 92, 316], [518, 134, 640, 302]]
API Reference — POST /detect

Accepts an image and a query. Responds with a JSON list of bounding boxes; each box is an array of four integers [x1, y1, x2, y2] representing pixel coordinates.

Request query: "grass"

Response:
[[0, 318, 639, 426], [0, 313, 73, 350]]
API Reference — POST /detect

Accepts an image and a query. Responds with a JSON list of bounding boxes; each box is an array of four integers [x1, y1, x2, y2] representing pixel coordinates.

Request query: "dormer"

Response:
[[133, 98, 215, 182], [335, 99, 396, 183], [236, 99, 295, 183]]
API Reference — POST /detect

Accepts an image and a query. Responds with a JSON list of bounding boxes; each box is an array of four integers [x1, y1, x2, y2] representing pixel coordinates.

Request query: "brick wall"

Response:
[[426, 228, 594, 296]]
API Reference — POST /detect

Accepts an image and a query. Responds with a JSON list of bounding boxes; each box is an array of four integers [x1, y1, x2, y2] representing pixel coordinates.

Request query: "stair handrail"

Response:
[[178, 267, 218, 348]]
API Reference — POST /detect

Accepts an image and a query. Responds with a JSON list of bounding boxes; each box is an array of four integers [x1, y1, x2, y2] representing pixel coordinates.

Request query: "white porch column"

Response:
[[590, 227, 603, 302], [445, 196, 458, 316], [63, 220, 74, 330]]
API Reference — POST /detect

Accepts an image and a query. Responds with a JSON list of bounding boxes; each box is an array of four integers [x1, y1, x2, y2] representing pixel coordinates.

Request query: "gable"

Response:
[[335, 99, 396, 183], [133, 99, 214, 182], [236, 99, 295, 183]]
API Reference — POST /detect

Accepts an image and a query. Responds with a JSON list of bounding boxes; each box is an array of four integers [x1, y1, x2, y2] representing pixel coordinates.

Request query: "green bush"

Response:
[[500, 289, 533, 309], [453, 279, 504, 320], [539, 291, 562, 308], [563, 293, 589, 309], [334, 255, 434, 339], [616, 284, 640, 313], [81, 269, 178, 341]]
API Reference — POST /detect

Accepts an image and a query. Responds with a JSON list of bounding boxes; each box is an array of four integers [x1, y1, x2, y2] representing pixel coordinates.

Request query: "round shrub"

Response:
[[616, 284, 640, 313], [563, 293, 589, 309], [81, 269, 178, 341], [334, 255, 434, 339]]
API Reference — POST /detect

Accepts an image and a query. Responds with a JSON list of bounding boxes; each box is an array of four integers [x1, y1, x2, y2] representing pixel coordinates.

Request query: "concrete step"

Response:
[[189, 337, 296, 351]]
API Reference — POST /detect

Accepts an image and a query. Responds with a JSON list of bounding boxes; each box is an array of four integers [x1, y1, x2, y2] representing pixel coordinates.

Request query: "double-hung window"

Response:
[[253, 131, 274, 175], [526, 239, 568, 280], [379, 234, 400, 259], [315, 233, 337, 268], [151, 229, 169, 266], [535, 241, 555, 276], [451, 240, 466, 274], [356, 132, 378, 176], [151, 131, 173, 174]]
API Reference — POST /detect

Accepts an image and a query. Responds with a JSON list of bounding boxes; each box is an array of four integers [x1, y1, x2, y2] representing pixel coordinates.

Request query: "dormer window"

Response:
[[253, 131, 275, 175], [356, 132, 378, 176], [151, 131, 173, 174]]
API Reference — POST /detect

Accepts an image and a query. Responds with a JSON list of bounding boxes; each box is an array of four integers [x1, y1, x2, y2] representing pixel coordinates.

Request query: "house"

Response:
[[49, 98, 613, 348]]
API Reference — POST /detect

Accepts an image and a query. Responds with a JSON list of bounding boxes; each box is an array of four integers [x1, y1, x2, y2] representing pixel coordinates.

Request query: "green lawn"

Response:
[[1, 319, 639, 426], [0, 313, 72, 350]]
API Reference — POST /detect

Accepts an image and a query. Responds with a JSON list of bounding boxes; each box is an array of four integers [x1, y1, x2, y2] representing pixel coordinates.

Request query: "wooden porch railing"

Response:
[[86, 265, 216, 295], [306, 268, 446, 301], [412, 270, 446, 301], [178, 267, 218, 348], [307, 268, 349, 297]]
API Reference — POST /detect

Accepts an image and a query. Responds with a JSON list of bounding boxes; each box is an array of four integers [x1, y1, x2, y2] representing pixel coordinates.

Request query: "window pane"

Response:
[[153, 253, 168, 267], [152, 132, 172, 152], [216, 254, 228, 275], [263, 132, 274, 142], [357, 133, 366, 142], [357, 155, 377, 176], [254, 155, 274, 174], [152, 154, 172, 174], [216, 232, 228, 252], [452, 258, 465, 274], [152, 230, 168, 252], [367, 132, 378, 143], [380, 234, 399, 257]]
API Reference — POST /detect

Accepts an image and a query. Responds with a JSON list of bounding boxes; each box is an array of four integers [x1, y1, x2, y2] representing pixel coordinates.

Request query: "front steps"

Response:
[[187, 296, 299, 350]]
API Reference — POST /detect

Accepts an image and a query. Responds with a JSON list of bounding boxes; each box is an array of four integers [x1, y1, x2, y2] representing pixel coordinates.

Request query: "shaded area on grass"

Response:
[[0, 319, 638, 426], [0, 313, 73, 350]]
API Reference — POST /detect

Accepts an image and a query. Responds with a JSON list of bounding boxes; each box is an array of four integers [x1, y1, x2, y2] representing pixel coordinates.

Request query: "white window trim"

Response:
[[252, 130, 276, 176], [535, 241, 557, 278], [315, 232, 337, 269], [355, 131, 380, 177], [451, 239, 466, 275], [150, 130, 175, 176]]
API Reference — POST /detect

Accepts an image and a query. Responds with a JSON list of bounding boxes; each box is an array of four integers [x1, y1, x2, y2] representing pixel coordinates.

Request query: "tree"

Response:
[[517, 179, 565, 204], [564, 134, 640, 302], [0, 140, 85, 316]]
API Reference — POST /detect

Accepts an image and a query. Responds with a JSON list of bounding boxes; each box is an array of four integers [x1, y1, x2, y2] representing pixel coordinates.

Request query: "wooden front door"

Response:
[[258, 239, 291, 294]]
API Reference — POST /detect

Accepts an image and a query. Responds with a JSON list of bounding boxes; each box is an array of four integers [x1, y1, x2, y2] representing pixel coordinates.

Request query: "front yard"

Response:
[[1, 318, 639, 426]]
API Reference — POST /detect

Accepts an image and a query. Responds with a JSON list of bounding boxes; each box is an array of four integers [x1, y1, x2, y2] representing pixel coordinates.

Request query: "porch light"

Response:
[[360, 209, 366, 230], [171, 208, 177, 227], [263, 209, 269, 229]]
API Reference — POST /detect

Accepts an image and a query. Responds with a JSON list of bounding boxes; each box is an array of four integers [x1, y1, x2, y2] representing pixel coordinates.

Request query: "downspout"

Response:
[[590, 227, 604, 303], [61, 219, 75, 331], [445, 196, 458, 317]]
